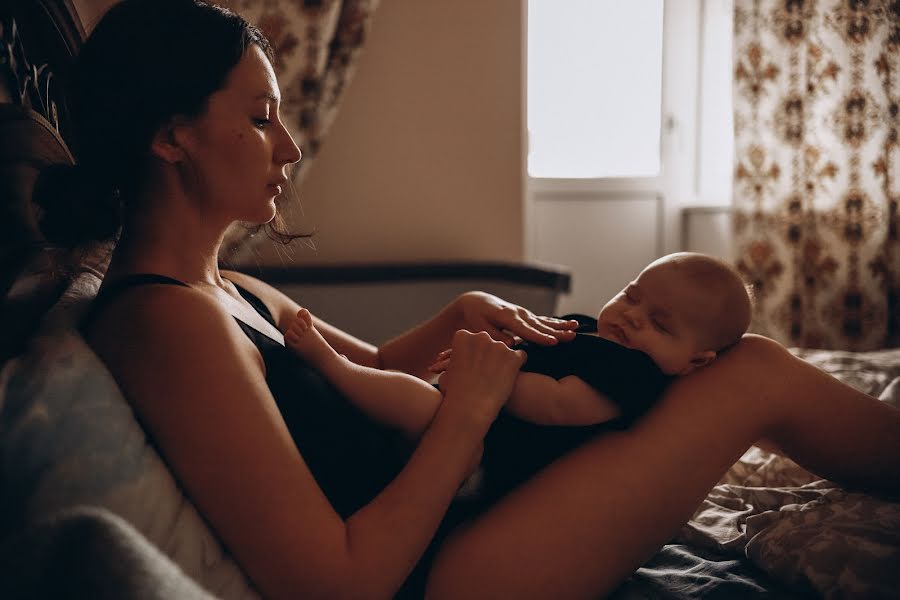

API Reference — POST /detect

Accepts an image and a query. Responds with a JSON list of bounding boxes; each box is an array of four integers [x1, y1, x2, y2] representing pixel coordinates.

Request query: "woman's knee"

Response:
[[718, 333, 792, 375], [730, 333, 785, 357], [656, 333, 794, 431]]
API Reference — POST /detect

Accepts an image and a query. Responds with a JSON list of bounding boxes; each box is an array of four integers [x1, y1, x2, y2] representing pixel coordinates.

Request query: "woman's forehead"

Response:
[[221, 45, 279, 101]]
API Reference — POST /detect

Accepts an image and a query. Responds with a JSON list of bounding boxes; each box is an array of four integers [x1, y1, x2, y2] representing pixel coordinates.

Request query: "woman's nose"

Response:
[[277, 122, 302, 165]]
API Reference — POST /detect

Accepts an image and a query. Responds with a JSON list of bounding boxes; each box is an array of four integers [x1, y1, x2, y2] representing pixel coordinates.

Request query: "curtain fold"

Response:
[[217, 0, 379, 261], [733, 0, 899, 350]]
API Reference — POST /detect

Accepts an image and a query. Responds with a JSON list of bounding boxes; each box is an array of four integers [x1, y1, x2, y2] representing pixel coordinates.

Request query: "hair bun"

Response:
[[33, 163, 122, 247]]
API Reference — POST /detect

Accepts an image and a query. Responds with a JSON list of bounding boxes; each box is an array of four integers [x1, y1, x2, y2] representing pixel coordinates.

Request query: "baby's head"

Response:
[[597, 253, 751, 376]]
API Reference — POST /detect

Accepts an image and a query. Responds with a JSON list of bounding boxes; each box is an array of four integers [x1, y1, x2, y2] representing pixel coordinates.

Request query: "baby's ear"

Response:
[[679, 350, 716, 375]]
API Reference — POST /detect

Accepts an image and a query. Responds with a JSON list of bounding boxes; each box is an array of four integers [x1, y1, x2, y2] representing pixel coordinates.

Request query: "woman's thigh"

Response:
[[424, 336, 784, 600]]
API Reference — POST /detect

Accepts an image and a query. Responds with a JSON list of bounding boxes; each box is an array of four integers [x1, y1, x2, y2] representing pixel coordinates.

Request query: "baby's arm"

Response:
[[506, 372, 621, 426], [285, 309, 441, 439]]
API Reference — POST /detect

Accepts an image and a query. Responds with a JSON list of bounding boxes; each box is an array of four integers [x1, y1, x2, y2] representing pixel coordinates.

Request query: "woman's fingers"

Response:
[[456, 291, 578, 347], [438, 330, 527, 416], [501, 311, 577, 346], [428, 358, 450, 373], [535, 313, 580, 332], [485, 324, 516, 347], [428, 348, 453, 372], [513, 348, 527, 366]]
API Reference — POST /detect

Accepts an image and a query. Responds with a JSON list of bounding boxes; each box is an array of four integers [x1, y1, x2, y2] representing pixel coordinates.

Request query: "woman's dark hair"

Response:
[[35, 0, 306, 249]]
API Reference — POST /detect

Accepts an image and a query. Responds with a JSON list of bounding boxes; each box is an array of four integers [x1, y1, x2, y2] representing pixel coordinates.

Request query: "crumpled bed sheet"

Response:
[[617, 348, 900, 599]]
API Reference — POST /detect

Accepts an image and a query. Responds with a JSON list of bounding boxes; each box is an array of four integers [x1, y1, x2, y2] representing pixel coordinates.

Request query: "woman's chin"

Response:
[[250, 202, 278, 224]]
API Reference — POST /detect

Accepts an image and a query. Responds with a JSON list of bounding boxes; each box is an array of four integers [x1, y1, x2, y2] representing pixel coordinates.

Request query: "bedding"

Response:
[[613, 349, 900, 599], [0, 506, 218, 599]]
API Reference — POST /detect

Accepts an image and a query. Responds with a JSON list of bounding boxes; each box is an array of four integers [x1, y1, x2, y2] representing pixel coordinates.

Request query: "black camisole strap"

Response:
[[80, 272, 278, 337], [80, 273, 189, 334], [226, 280, 279, 329]]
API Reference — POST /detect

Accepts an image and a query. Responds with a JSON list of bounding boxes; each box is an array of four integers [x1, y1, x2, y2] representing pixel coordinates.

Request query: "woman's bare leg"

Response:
[[425, 335, 900, 600]]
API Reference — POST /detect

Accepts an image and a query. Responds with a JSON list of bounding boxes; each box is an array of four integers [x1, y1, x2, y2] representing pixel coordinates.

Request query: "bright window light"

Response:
[[527, 0, 664, 179]]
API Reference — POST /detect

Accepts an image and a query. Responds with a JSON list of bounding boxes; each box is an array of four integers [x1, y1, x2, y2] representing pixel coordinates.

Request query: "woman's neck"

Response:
[[108, 221, 229, 289]]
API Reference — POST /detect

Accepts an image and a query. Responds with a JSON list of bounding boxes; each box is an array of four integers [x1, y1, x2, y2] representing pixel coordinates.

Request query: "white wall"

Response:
[[70, 0, 527, 268], [251, 0, 526, 266]]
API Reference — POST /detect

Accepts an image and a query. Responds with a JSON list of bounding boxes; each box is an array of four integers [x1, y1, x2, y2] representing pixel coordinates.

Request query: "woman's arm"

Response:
[[223, 272, 578, 376], [380, 291, 579, 379], [506, 373, 621, 426], [91, 286, 522, 600]]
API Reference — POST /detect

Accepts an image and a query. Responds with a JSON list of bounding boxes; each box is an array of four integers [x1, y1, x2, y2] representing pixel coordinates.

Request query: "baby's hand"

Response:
[[284, 308, 335, 365]]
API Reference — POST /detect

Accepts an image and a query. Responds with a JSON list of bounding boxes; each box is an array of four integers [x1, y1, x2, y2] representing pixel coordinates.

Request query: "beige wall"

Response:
[[257, 0, 525, 265], [71, 0, 526, 267]]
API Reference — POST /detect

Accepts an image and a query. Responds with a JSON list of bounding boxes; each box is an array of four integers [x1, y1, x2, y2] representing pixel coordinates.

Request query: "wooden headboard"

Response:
[[0, 0, 85, 363]]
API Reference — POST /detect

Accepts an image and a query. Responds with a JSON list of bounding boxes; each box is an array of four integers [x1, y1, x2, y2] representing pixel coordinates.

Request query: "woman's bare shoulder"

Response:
[[83, 281, 352, 597], [86, 281, 265, 388]]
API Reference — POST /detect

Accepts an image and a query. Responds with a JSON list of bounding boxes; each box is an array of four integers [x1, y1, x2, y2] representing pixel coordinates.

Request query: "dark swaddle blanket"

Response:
[[512, 313, 674, 427], [479, 314, 674, 514]]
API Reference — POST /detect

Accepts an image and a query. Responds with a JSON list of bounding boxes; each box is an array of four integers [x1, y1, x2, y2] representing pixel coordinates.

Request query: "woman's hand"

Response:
[[453, 291, 578, 347], [436, 329, 527, 425]]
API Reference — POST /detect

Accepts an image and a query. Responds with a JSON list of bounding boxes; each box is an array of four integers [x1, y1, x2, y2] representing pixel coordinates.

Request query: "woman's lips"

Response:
[[267, 184, 283, 195]]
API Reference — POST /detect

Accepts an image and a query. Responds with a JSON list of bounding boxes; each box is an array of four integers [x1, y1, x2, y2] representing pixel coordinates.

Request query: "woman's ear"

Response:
[[150, 117, 191, 164]]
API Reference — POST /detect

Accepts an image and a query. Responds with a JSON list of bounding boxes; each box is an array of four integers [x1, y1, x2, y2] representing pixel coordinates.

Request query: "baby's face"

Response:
[[596, 261, 716, 375]]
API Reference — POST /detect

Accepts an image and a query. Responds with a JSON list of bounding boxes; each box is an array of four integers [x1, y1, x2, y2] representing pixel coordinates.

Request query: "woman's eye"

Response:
[[253, 118, 271, 129], [652, 320, 668, 333]]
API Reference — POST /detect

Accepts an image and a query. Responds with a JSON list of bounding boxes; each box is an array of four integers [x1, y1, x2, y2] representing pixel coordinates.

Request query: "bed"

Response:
[[1, 2, 899, 598]]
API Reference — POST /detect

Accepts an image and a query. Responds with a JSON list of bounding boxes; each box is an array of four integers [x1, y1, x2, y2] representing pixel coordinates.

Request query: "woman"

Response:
[[40, 1, 900, 598]]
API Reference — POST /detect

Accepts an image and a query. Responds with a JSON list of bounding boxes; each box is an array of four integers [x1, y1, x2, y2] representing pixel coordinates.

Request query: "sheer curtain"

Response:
[[733, 0, 899, 350], [217, 0, 380, 261]]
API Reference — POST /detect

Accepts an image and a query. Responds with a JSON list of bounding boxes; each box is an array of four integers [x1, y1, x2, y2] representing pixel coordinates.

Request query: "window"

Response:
[[526, 0, 736, 313], [527, 0, 665, 179]]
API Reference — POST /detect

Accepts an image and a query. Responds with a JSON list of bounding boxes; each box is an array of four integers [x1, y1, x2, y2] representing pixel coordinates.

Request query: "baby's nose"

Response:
[[624, 311, 643, 329]]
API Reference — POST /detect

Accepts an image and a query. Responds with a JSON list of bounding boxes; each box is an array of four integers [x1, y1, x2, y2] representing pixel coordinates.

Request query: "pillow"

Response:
[[0, 506, 218, 599], [0, 269, 260, 600]]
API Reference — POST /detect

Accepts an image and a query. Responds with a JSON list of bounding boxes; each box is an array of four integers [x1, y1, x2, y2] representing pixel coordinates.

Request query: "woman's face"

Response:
[[178, 45, 301, 224]]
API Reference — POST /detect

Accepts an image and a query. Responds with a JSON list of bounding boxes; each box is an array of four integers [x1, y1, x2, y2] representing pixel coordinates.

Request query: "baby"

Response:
[[500, 251, 753, 427], [284, 252, 752, 432]]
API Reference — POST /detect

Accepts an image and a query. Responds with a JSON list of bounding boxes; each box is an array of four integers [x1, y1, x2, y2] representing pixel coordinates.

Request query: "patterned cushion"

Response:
[[0, 270, 259, 600]]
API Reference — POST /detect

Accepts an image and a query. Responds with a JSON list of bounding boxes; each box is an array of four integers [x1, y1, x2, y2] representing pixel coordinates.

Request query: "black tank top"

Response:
[[80, 273, 411, 519]]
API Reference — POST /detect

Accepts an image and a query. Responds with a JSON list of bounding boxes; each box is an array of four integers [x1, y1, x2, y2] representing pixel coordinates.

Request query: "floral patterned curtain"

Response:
[[733, 0, 899, 350], [216, 0, 379, 260]]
